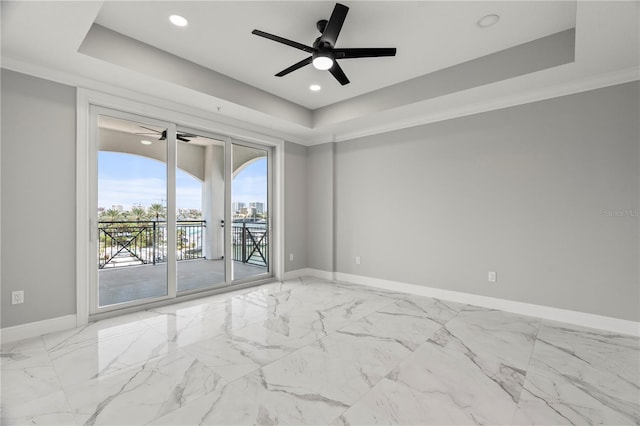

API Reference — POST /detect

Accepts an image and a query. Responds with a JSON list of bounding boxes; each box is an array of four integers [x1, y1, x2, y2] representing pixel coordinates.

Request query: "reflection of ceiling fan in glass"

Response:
[[136, 126, 196, 142]]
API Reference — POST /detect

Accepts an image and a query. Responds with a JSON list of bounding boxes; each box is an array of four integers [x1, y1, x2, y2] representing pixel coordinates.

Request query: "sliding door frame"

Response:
[[76, 89, 284, 325]]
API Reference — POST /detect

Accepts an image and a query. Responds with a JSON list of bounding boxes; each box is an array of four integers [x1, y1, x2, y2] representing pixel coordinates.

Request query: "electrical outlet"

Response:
[[488, 271, 497, 283], [289, 253, 294, 261], [355, 256, 361, 265], [12, 291, 24, 305]]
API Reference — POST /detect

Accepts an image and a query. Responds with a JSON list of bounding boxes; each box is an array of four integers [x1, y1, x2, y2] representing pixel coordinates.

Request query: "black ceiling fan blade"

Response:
[[329, 61, 350, 85], [320, 3, 349, 47], [275, 56, 313, 77], [251, 29, 314, 53], [177, 135, 191, 142], [334, 48, 397, 59]]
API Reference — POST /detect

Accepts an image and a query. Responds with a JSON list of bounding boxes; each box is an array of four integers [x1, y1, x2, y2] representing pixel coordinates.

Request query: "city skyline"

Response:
[[98, 152, 267, 210]]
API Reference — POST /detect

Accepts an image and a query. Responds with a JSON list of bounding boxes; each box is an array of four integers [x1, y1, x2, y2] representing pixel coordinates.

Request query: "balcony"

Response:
[[98, 220, 268, 306]]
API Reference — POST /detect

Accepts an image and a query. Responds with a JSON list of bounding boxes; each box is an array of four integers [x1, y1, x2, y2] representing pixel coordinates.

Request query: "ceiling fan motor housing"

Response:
[[316, 19, 329, 34]]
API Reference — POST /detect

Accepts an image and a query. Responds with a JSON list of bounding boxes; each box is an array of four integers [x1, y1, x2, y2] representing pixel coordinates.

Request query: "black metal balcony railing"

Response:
[[232, 222, 268, 267], [98, 220, 268, 269], [98, 220, 205, 269]]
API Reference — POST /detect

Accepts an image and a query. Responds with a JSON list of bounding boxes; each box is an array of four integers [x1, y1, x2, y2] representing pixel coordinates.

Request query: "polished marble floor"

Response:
[[1, 277, 638, 425]]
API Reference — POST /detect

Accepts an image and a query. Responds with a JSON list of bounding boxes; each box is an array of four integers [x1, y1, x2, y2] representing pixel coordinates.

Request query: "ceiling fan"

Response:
[[251, 2, 396, 86], [137, 126, 197, 142]]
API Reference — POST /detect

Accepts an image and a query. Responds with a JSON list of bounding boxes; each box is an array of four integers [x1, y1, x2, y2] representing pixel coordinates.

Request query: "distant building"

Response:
[[112, 204, 124, 212], [249, 202, 264, 214], [232, 202, 246, 213]]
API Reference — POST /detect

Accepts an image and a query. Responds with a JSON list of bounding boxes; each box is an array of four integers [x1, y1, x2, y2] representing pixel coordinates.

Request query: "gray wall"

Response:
[[284, 141, 308, 272], [1, 69, 77, 328], [0, 70, 310, 328], [2, 67, 637, 327], [333, 82, 639, 322], [307, 143, 335, 272]]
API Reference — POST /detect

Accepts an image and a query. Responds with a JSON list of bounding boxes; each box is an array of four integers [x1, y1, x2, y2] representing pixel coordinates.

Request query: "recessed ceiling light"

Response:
[[309, 84, 321, 92], [477, 14, 500, 28], [140, 139, 153, 145], [169, 14, 188, 27]]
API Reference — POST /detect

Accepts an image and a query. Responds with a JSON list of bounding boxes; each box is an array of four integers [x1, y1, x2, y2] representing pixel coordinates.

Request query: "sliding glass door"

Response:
[[97, 114, 170, 308], [231, 142, 271, 281], [91, 108, 273, 315], [176, 129, 226, 293]]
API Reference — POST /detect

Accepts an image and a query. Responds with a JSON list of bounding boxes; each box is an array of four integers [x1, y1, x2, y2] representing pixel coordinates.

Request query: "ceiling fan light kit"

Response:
[[251, 2, 396, 86], [312, 52, 334, 70]]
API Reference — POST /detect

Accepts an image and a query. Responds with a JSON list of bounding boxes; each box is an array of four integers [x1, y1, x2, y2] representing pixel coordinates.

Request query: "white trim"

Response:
[[332, 272, 640, 337], [0, 315, 77, 344], [224, 137, 233, 283], [283, 268, 335, 282], [273, 140, 285, 281], [75, 91, 91, 327]]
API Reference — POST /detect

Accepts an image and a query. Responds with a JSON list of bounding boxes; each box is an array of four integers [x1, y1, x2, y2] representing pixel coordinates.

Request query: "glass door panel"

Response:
[[91, 108, 277, 317], [97, 115, 168, 307], [176, 131, 226, 292], [231, 143, 271, 281]]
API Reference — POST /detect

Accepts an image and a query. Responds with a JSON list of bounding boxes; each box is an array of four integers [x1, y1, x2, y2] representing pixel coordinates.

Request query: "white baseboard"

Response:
[[0, 314, 78, 344], [334, 272, 640, 337], [283, 268, 335, 281]]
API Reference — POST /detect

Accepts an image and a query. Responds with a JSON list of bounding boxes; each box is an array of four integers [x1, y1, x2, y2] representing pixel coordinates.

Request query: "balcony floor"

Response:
[[99, 259, 268, 307]]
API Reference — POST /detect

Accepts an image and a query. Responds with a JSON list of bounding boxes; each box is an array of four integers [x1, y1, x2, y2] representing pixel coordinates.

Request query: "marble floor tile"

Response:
[[341, 337, 523, 425], [0, 389, 76, 426], [48, 321, 171, 388], [1, 365, 65, 409], [182, 321, 321, 383], [0, 365, 75, 425], [63, 349, 224, 425], [150, 370, 347, 426], [429, 306, 541, 403], [336, 378, 485, 426], [512, 321, 640, 425], [338, 297, 465, 352], [378, 297, 465, 324], [1, 336, 51, 370], [142, 298, 266, 350], [42, 311, 156, 351], [2, 277, 637, 426], [258, 327, 412, 408]]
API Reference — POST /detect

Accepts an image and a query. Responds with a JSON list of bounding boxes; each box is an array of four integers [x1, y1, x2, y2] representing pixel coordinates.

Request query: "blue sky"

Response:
[[98, 152, 266, 210]]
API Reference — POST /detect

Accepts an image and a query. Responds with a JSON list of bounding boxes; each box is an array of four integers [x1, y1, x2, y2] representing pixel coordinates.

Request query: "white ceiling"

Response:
[[94, 1, 576, 109], [1, 1, 638, 145]]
